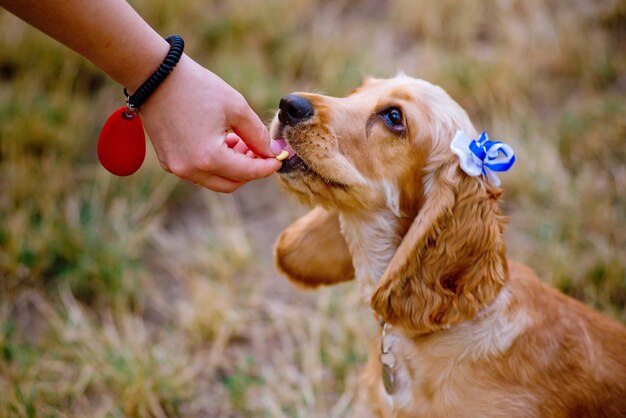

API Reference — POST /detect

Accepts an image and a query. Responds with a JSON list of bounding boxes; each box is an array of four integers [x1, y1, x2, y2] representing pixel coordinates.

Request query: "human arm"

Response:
[[0, 0, 282, 192]]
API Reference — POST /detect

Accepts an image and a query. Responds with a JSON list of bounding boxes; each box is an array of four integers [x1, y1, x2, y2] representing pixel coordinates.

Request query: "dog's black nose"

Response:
[[278, 94, 314, 126]]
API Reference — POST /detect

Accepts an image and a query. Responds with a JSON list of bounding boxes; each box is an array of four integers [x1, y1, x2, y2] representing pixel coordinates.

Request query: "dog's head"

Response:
[[272, 75, 509, 334], [271, 75, 476, 214]]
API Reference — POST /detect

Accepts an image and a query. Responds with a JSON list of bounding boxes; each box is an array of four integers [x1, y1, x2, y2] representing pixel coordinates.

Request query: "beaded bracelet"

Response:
[[98, 35, 185, 176]]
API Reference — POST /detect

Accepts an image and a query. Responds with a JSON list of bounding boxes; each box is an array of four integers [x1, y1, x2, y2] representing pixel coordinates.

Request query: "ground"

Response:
[[0, 0, 625, 416]]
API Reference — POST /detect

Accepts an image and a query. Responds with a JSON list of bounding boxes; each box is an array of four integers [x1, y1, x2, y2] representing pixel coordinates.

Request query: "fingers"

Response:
[[225, 132, 250, 154], [189, 147, 280, 192], [213, 145, 282, 182], [155, 133, 280, 190], [198, 133, 280, 182], [189, 172, 245, 193], [226, 96, 280, 158], [190, 154, 277, 192]]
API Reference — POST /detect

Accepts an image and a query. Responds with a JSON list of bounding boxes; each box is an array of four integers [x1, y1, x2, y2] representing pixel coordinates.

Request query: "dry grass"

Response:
[[1, 0, 624, 416]]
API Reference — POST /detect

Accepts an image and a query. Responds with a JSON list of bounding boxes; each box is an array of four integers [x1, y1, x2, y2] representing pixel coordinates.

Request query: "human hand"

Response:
[[139, 54, 282, 192]]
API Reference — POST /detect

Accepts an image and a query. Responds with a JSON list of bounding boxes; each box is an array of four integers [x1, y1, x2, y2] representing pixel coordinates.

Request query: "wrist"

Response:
[[110, 35, 171, 93], [124, 35, 185, 111]]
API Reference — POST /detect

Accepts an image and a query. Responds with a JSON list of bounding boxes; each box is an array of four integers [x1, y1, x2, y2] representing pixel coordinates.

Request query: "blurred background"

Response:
[[0, 0, 624, 416]]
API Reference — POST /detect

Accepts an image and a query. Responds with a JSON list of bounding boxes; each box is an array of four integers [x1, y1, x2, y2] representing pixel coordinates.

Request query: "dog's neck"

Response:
[[338, 209, 404, 301]]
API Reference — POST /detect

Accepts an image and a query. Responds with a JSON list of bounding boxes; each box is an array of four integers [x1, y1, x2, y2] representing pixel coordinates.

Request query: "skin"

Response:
[[0, 0, 282, 192]]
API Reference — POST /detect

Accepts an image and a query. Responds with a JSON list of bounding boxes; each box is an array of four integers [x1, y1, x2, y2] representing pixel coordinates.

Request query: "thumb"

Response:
[[227, 98, 280, 158]]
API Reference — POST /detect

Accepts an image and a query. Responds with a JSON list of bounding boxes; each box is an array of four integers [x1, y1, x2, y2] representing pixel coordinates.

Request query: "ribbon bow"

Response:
[[450, 130, 516, 187]]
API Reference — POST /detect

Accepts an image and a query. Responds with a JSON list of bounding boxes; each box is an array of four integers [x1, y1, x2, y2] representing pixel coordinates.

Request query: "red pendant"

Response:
[[98, 107, 146, 176]]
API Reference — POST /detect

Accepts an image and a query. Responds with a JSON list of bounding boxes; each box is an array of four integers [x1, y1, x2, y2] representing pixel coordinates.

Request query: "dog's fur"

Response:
[[271, 75, 626, 417]]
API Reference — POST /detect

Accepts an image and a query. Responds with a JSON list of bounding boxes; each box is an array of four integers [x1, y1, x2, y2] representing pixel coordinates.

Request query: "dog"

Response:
[[270, 75, 626, 417]]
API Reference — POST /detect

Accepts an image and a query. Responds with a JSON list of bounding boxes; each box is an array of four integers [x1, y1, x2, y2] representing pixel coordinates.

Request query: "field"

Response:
[[1, 0, 625, 416]]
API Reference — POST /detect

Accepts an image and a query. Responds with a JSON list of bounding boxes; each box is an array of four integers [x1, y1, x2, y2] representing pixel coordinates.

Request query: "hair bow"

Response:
[[450, 131, 516, 187]]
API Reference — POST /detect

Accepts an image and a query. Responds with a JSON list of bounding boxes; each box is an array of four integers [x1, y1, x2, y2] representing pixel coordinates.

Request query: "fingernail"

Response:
[[270, 139, 283, 156]]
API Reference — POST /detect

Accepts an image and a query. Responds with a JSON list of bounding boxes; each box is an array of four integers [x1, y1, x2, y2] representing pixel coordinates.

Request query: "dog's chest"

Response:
[[377, 329, 497, 417]]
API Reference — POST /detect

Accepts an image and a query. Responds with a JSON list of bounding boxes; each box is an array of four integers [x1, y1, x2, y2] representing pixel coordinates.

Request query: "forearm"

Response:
[[0, 0, 169, 91], [1, 0, 280, 189]]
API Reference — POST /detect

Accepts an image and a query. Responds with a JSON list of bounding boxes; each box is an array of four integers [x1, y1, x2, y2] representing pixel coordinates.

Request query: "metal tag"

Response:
[[382, 364, 395, 394]]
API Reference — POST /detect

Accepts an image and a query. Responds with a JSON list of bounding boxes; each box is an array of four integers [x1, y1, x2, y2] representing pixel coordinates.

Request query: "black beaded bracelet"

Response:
[[124, 34, 185, 111]]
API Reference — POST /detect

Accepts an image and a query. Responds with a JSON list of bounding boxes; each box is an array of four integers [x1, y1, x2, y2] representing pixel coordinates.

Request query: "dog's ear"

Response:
[[274, 206, 354, 288], [371, 163, 508, 334]]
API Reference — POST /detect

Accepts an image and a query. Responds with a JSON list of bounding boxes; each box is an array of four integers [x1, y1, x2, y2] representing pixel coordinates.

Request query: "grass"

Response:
[[1, 0, 625, 416]]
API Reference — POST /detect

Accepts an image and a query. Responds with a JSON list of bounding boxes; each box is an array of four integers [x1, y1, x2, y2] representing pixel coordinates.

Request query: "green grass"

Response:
[[1, 0, 625, 416]]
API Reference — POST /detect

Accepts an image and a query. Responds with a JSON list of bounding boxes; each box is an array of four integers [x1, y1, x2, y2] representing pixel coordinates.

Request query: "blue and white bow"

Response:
[[450, 130, 516, 187]]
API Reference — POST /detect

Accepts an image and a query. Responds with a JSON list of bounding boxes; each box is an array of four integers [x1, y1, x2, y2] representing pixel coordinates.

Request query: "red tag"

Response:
[[98, 107, 146, 176]]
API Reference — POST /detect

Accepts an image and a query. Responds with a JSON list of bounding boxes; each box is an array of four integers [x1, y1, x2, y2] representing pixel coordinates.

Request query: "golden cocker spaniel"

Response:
[[271, 75, 626, 417]]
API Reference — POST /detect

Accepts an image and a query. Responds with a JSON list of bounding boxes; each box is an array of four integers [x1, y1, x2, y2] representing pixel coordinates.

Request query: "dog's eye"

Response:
[[380, 107, 404, 131]]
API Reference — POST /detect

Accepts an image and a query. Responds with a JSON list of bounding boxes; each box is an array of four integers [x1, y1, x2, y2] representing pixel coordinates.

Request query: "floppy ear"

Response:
[[274, 206, 354, 288], [371, 162, 509, 334]]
